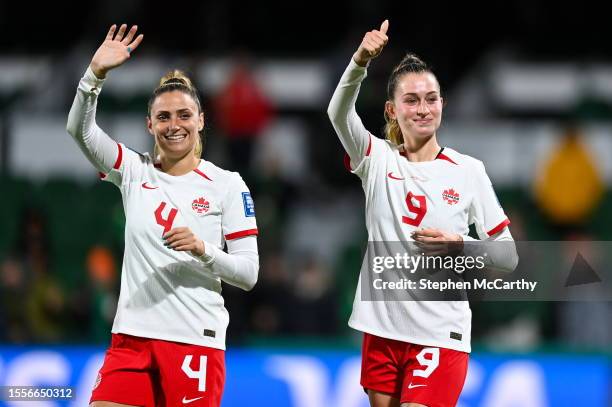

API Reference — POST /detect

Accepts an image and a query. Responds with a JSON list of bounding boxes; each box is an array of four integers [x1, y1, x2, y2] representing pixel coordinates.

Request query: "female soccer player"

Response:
[[328, 20, 518, 407], [67, 24, 259, 407]]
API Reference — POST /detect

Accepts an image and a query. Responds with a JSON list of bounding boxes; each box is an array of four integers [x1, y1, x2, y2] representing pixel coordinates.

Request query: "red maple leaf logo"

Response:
[[192, 197, 210, 214], [442, 188, 460, 205]]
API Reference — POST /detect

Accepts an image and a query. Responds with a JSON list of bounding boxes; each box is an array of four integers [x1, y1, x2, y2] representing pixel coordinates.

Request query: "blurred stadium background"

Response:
[[0, 1, 610, 406]]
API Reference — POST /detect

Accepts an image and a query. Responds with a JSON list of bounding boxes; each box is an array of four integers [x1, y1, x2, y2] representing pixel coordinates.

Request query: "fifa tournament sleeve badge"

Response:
[[242, 192, 256, 217]]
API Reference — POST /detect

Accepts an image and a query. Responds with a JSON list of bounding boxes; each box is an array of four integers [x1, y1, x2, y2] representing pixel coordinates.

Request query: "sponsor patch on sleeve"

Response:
[[242, 192, 255, 217]]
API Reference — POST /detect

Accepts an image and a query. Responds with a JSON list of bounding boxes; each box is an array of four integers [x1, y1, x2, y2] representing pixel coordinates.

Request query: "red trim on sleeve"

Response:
[[343, 134, 372, 172], [98, 172, 107, 179], [225, 228, 258, 240], [436, 152, 458, 165], [343, 153, 353, 172], [112, 143, 123, 169], [194, 168, 213, 181], [487, 218, 511, 236]]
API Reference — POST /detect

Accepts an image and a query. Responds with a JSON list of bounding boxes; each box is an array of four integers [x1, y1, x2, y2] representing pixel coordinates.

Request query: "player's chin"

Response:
[[414, 122, 440, 136], [412, 128, 436, 139], [159, 141, 194, 156], [159, 147, 186, 157]]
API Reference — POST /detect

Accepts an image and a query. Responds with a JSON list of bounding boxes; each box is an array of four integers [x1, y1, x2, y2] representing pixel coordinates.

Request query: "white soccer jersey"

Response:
[[67, 67, 259, 351], [100, 145, 257, 350], [329, 59, 510, 353]]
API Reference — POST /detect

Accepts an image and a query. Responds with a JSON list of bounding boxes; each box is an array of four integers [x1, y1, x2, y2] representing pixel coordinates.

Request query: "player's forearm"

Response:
[[327, 58, 371, 161], [66, 67, 119, 173], [352, 52, 370, 68], [462, 228, 518, 273], [198, 237, 259, 291]]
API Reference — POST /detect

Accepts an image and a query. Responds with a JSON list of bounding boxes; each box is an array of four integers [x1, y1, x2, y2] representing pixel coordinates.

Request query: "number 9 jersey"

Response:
[[101, 144, 258, 350], [346, 136, 509, 353], [328, 59, 512, 354]]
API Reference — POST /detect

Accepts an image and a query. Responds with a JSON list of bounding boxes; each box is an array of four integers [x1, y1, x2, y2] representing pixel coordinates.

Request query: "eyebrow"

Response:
[[155, 108, 194, 114], [401, 91, 439, 97]]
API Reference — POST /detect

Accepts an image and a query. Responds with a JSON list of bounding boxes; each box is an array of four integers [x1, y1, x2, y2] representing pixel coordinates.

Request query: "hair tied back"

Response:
[[158, 69, 194, 90]]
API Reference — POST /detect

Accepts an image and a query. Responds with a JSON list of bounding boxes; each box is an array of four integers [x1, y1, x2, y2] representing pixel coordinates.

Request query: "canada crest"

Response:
[[442, 188, 460, 205], [192, 197, 210, 214]]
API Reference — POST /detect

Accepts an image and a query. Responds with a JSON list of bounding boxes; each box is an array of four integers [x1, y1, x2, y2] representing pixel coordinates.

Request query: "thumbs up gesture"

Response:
[[353, 20, 389, 67]]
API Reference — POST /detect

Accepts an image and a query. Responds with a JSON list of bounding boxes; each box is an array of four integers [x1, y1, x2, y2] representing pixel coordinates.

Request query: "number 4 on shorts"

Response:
[[182, 355, 208, 392]]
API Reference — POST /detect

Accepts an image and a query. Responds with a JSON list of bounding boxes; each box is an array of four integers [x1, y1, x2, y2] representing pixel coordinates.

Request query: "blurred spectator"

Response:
[[72, 245, 119, 343], [213, 57, 274, 175], [248, 254, 294, 335], [14, 208, 67, 343], [26, 270, 66, 343], [534, 126, 603, 225], [252, 118, 310, 184], [250, 155, 298, 253], [0, 257, 30, 342], [289, 255, 338, 335]]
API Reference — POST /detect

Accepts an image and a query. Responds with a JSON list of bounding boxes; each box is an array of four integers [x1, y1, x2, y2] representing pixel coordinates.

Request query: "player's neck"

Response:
[[159, 155, 200, 176], [401, 135, 441, 162]]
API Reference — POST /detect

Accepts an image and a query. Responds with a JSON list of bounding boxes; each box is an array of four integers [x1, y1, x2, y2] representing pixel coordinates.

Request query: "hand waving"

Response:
[[90, 24, 144, 79], [353, 20, 389, 67]]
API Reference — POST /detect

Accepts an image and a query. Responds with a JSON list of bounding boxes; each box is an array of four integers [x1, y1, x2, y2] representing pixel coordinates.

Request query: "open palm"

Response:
[[90, 24, 143, 78]]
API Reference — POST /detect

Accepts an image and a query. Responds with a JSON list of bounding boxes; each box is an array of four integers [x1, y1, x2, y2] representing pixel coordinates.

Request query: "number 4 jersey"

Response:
[[101, 145, 258, 350]]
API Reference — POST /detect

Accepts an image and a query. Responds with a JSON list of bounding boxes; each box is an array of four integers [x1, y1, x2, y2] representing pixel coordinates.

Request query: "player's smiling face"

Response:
[[387, 72, 443, 141], [147, 90, 204, 159]]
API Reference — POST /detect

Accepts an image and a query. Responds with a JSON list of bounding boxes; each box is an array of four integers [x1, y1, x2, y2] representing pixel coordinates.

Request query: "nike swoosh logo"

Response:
[[408, 383, 427, 389], [142, 182, 158, 190], [387, 172, 405, 180], [182, 396, 204, 404]]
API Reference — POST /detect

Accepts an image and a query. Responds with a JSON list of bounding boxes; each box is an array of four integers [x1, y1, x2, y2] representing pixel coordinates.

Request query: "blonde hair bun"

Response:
[[159, 70, 194, 90]]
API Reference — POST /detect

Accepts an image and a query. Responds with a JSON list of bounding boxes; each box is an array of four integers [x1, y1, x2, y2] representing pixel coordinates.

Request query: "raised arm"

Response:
[[327, 20, 388, 163], [66, 24, 144, 173]]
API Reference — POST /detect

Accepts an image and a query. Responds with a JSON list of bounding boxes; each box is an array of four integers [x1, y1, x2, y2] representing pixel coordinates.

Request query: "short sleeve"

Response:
[[99, 143, 147, 187], [222, 174, 259, 241], [468, 160, 510, 239]]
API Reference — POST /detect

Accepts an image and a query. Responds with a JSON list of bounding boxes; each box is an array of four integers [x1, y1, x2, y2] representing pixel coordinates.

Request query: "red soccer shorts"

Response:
[[360, 332, 468, 407], [91, 333, 225, 407]]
